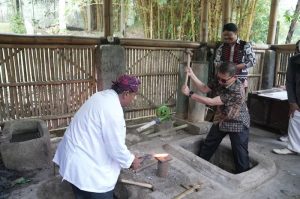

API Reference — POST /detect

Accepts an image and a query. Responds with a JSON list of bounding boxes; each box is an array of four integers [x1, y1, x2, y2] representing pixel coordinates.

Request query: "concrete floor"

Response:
[[6, 124, 300, 199]]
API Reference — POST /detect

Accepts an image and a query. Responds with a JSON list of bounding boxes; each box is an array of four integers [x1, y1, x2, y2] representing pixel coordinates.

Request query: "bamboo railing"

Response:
[[0, 34, 295, 131], [272, 44, 295, 86], [121, 39, 199, 121], [124, 47, 185, 121], [0, 35, 98, 130]]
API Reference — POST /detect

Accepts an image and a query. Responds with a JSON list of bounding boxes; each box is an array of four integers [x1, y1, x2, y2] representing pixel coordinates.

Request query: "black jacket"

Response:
[[286, 54, 300, 106]]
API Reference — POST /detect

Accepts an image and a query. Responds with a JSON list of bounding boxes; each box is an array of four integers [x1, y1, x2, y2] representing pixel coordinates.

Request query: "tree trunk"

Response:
[[286, 0, 300, 44]]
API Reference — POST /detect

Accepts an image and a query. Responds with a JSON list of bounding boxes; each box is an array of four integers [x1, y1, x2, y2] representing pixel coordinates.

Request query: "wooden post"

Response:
[[200, 0, 209, 43], [275, 21, 280, 44], [95, 45, 126, 91], [267, 0, 279, 44], [104, 0, 113, 37], [222, 0, 231, 26]]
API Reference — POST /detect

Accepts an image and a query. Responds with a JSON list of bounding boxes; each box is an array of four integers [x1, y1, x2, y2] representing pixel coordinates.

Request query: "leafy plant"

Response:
[[10, 14, 26, 34]]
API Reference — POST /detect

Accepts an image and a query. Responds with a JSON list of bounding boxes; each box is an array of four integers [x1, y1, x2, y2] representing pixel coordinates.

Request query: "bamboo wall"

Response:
[[0, 35, 294, 131], [0, 40, 97, 130], [272, 44, 295, 86], [124, 47, 184, 121], [247, 47, 267, 93]]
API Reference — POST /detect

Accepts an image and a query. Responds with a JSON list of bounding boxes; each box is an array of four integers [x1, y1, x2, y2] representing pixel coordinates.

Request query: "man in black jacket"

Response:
[[273, 41, 300, 155]]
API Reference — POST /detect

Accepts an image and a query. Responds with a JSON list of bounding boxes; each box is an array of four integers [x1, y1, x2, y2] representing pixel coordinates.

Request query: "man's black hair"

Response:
[[218, 62, 237, 76], [222, 23, 238, 32], [111, 84, 123, 94]]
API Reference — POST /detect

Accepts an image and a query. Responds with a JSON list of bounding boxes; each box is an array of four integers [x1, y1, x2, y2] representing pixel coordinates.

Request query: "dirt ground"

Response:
[[2, 123, 300, 199]]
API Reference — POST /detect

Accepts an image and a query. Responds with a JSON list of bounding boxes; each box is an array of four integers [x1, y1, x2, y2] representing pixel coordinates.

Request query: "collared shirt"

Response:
[[208, 79, 250, 132], [214, 38, 256, 80], [286, 53, 300, 107], [53, 89, 134, 193]]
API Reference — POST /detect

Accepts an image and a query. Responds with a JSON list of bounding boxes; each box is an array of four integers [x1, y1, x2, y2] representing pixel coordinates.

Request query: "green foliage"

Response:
[[250, 0, 271, 44], [284, 9, 300, 23], [157, 0, 168, 6], [10, 14, 26, 34]]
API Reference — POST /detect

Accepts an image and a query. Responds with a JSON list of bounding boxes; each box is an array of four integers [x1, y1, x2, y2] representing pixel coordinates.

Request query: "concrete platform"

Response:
[[7, 125, 300, 199]]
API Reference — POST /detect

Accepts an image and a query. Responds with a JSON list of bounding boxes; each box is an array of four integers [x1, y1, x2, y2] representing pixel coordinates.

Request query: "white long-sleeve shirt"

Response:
[[53, 89, 134, 193]]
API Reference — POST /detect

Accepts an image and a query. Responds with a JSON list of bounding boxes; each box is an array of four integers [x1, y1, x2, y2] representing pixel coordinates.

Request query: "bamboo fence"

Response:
[[0, 35, 98, 130], [124, 46, 184, 121], [0, 34, 295, 131], [272, 44, 295, 86]]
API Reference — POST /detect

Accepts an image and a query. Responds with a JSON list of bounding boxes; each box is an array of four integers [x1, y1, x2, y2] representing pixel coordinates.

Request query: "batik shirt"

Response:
[[208, 79, 250, 132], [214, 39, 256, 82]]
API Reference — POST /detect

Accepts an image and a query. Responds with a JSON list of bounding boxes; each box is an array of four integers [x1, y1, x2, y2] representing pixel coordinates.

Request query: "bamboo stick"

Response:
[[119, 179, 153, 190]]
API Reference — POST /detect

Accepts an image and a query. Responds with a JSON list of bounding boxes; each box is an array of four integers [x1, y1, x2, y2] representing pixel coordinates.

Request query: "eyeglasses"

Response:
[[217, 76, 234, 84]]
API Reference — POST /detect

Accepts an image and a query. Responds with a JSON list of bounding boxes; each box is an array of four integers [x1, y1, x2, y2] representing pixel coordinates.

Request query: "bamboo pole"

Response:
[[0, 34, 101, 45], [104, 0, 113, 37], [120, 39, 200, 48], [0, 34, 200, 49], [267, 0, 279, 44], [200, 0, 209, 43], [191, 0, 195, 41], [222, 0, 232, 26]]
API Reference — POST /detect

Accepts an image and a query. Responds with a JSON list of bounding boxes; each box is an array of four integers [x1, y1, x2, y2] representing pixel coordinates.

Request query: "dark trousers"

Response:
[[199, 124, 250, 174], [71, 184, 114, 199]]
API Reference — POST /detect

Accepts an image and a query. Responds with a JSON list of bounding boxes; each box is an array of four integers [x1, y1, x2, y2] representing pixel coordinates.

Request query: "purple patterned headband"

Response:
[[112, 74, 141, 93]]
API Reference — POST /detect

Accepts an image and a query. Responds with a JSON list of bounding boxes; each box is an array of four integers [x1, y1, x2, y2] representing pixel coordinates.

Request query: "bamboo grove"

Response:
[[67, 0, 258, 42], [135, 0, 258, 42]]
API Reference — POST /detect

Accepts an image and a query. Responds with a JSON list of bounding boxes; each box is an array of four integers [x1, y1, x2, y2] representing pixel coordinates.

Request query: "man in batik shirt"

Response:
[[214, 23, 256, 94], [182, 62, 250, 173]]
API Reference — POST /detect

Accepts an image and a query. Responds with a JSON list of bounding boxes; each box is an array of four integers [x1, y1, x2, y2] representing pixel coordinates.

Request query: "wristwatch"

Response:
[[188, 91, 194, 98]]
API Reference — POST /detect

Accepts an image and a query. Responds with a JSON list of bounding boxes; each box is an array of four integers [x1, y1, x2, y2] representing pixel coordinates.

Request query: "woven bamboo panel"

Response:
[[124, 47, 184, 121], [275, 50, 294, 86], [0, 45, 96, 130], [247, 49, 265, 93]]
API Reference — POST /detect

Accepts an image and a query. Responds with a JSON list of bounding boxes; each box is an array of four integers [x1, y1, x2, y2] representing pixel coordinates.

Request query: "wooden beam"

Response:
[[267, 0, 279, 44], [200, 0, 209, 42], [222, 0, 231, 26], [0, 34, 101, 45], [0, 34, 201, 48], [120, 38, 200, 48], [104, 0, 113, 37]]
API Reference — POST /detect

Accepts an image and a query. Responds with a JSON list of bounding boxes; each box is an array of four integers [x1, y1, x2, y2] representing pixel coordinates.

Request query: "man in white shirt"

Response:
[[53, 74, 142, 199]]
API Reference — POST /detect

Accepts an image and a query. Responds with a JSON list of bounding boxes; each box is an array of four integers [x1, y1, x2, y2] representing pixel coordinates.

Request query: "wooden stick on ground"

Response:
[[119, 179, 154, 191], [147, 124, 188, 138], [173, 184, 201, 199]]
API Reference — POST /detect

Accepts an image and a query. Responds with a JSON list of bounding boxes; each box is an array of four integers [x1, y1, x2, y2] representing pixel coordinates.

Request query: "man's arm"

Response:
[[237, 42, 256, 70], [186, 67, 212, 94], [191, 94, 223, 106], [101, 110, 134, 169], [286, 59, 300, 117], [181, 85, 222, 106], [286, 59, 297, 104]]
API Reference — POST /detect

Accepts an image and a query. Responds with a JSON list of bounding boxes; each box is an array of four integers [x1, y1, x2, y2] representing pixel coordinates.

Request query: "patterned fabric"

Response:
[[214, 39, 256, 82], [112, 74, 141, 93], [208, 79, 250, 132]]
